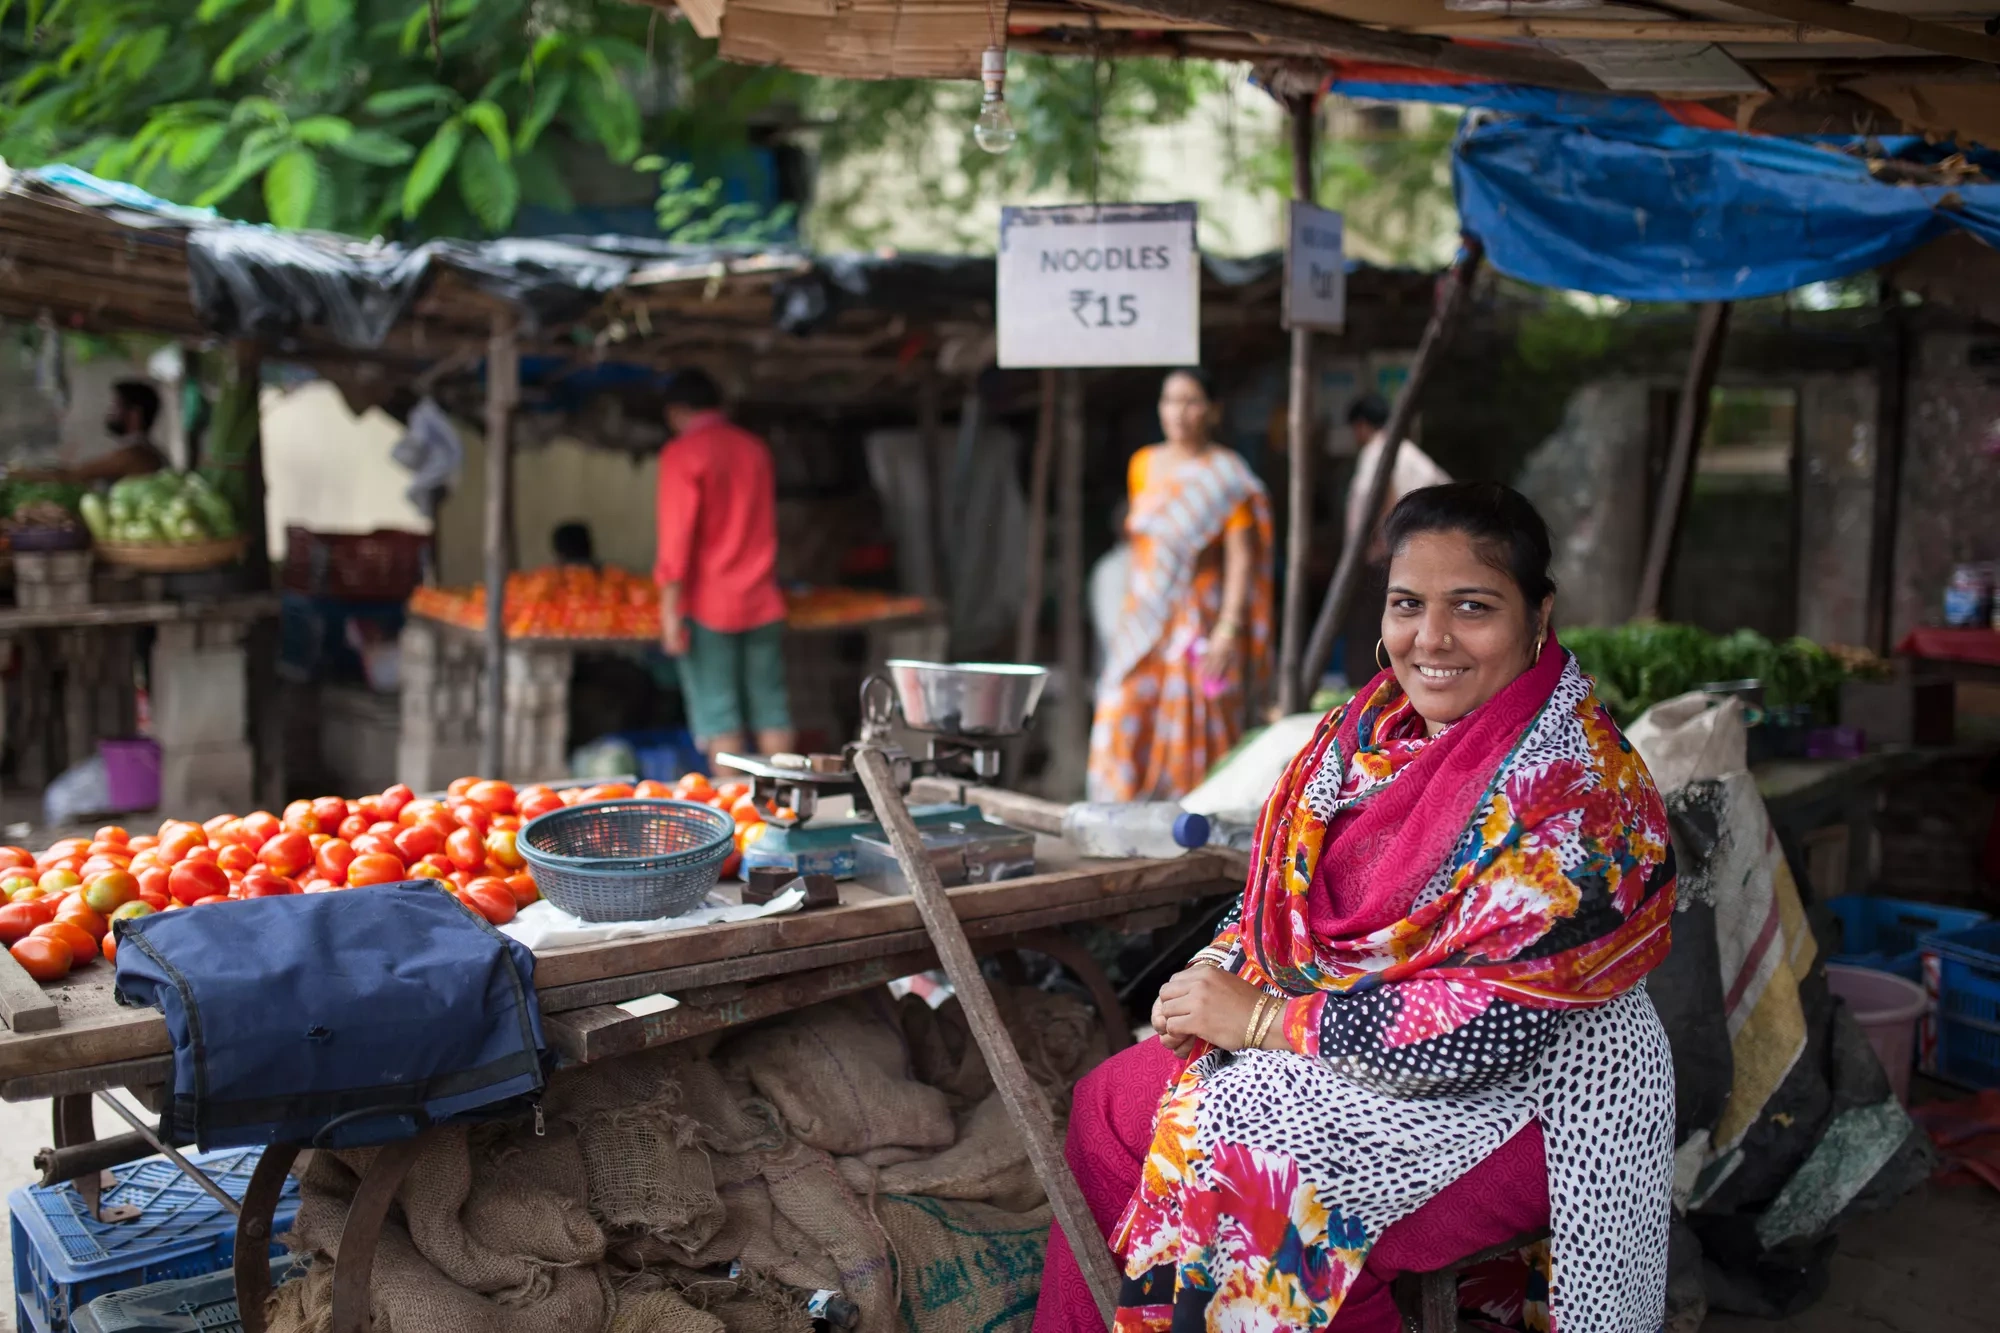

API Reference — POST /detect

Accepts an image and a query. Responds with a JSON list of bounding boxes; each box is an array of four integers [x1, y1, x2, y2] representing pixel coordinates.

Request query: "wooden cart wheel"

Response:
[[1014, 930, 1134, 1054], [234, 1143, 302, 1333], [329, 1133, 431, 1333]]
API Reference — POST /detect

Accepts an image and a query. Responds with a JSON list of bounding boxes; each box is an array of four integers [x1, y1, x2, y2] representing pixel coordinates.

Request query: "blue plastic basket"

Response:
[[9, 1147, 300, 1333], [1826, 896, 1990, 981], [1928, 922, 2000, 1089], [520, 798, 734, 922], [72, 1255, 308, 1333]]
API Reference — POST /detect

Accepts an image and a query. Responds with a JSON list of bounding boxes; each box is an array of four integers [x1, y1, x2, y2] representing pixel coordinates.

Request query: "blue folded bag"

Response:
[[113, 881, 547, 1150]]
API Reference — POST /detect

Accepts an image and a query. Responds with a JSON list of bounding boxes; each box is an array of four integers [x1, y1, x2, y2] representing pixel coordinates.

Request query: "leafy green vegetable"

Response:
[[1563, 622, 1871, 724]]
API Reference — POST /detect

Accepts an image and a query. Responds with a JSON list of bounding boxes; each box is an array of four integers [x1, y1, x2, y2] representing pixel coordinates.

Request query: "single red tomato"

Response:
[[378, 784, 415, 820], [483, 829, 525, 871], [85, 840, 131, 861], [418, 809, 458, 842], [367, 821, 399, 839], [202, 813, 237, 840], [34, 920, 97, 964], [465, 780, 517, 816], [281, 801, 320, 835], [517, 789, 563, 821], [397, 799, 440, 829], [582, 783, 635, 802], [239, 811, 281, 850], [503, 872, 540, 908], [409, 856, 450, 881], [0, 846, 34, 872], [128, 834, 160, 853], [448, 802, 492, 836], [242, 874, 299, 897], [446, 777, 479, 801], [444, 827, 486, 873], [0, 902, 49, 945], [491, 815, 521, 833], [180, 845, 218, 867], [719, 850, 742, 880], [354, 795, 385, 824], [102, 931, 118, 964], [311, 796, 349, 831], [93, 825, 132, 846], [168, 860, 230, 906], [137, 865, 171, 901], [351, 833, 398, 860], [189, 894, 230, 907], [346, 853, 407, 887], [634, 779, 674, 800], [259, 832, 312, 879], [10, 935, 71, 982], [459, 878, 516, 925], [393, 825, 443, 863], [316, 839, 357, 885], [216, 844, 256, 875], [337, 814, 370, 842], [158, 826, 206, 866], [56, 903, 108, 941], [730, 795, 762, 826], [127, 849, 163, 874], [77, 856, 126, 881]]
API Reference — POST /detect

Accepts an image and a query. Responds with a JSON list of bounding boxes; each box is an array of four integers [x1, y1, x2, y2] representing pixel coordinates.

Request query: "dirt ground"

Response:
[[2, 1094, 1996, 1332]]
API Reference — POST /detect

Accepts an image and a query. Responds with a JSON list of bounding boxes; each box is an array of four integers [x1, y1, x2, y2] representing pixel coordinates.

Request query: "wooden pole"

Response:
[[232, 343, 271, 587], [1298, 239, 1484, 701], [852, 748, 1119, 1326], [480, 315, 520, 780], [1276, 93, 1318, 718], [1865, 287, 1907, 654], [1054, 369, 1089, 797], [1016, 368, 1059, 663], [1723, 0, 2000, 65], [917, 371, 944, 600], [1634, 301, 1732, 622]]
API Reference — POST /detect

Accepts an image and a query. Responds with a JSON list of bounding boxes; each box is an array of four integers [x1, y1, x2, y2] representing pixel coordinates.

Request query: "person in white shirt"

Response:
[[1340, 394, 1451, 686]]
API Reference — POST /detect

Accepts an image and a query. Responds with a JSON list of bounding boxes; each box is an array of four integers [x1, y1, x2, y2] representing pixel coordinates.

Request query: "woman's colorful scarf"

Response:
[[1098, 446, 1272, 699], [1232, 639, 1672, 1025], [1109, 644, 1677, 1329]]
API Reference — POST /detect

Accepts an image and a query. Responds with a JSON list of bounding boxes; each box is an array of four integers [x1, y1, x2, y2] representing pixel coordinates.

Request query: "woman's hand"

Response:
[[1152, 965, 1278, 1054], [1198, 631, 1237, 685]]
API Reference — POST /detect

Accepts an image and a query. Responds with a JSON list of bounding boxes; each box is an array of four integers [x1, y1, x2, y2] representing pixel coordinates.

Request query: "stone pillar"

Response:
[[396, 620, 483, 791], [153, 619, 254, 817]]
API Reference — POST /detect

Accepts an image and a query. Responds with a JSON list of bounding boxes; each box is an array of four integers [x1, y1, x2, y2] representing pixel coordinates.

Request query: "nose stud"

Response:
[[1441, 634, 1454, 650]]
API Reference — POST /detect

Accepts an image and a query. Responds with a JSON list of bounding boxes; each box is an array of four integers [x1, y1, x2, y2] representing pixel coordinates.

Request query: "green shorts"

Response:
[[675, 620, 792, 742]]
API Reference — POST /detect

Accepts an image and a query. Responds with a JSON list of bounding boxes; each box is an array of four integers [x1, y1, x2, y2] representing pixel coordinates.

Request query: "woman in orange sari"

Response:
[[1088, 369, 1274, 803]]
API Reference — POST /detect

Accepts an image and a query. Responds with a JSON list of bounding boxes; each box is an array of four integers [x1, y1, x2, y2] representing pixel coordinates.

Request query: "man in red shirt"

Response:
[[655, 370, 794, 759]]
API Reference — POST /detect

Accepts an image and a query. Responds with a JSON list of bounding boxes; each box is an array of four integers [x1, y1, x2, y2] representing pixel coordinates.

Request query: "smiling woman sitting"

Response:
[[1034, 482, 1678, 1333]]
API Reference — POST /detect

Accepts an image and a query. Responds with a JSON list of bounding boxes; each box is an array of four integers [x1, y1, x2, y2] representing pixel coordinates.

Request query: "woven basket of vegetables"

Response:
[[81, 471, 245, 570]]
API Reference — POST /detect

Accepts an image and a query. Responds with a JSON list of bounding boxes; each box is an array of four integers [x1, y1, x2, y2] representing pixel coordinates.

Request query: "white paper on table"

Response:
[[501, 885, 806, 951]]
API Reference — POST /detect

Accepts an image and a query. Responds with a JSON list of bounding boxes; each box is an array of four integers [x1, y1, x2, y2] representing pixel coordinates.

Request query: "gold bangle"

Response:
[[1242, 994, 1272, 1051], [1255, 995, 1285, 1050]]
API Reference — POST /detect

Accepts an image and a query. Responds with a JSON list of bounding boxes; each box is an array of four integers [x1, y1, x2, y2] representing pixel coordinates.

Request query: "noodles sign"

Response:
[[996, 202, 1200, 368]]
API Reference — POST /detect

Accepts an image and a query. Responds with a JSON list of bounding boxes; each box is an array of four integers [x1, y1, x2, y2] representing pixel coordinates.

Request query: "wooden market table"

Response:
[[0, 842, 1245, 1332]]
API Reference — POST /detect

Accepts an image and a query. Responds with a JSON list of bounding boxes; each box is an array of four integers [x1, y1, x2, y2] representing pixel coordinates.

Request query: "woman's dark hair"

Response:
[[114, 380, 161, 432], [1346, 393, 1389, 429], [1383, 482, 1557, 609], [1163, 366, 1216, 400]]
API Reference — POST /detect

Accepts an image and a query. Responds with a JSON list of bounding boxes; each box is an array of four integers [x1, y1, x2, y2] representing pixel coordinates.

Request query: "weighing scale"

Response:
[[721, 660, 1123, 1324]]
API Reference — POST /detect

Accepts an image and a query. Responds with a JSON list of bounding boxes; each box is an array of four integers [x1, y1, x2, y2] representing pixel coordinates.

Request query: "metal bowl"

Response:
[[885, 660, 1049, 737]]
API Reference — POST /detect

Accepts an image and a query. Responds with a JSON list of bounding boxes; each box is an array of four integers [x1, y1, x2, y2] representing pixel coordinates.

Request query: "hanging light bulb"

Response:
[[974, 46, 1017, 154]]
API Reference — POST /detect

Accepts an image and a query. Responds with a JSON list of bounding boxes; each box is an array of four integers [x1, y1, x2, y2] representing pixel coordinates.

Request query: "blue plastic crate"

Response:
[[1825, 896, 1989, 981], [72, 1255, 308, 1333], [1928, 922, 2000, 1089], [10, 1147, 300, 1333]]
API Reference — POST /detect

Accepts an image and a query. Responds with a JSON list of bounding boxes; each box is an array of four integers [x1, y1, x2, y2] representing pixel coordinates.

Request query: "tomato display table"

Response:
[[0, 841, 1244, 1333]]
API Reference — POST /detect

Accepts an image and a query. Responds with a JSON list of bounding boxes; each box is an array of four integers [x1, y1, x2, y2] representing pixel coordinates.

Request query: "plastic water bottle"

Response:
[[1206, 816, 1259, 852], [1062, 802, 1211, 859]]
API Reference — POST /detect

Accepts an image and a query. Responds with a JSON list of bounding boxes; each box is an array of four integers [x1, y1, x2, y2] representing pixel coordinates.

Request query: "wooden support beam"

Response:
[[1725, 0, 2000, 66], [1277, 93, 1318, 719], [1635, 301, 1732, 622], [0, 947, 59, 1034], [1298, 240, 1484, 702], [1099, 0, 1607, 92], [1865, 288, 1908, 654], [1017, 369, 1059, 663], [1053, 369, 1089, 798], [480, 315, 520, 780], [854, 747, 1119, 1327]]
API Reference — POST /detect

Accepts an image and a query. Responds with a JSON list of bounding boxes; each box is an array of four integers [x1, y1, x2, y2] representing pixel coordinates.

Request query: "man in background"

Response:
[[17, 381, 168, 484], [552, 521, 597, 569], [654, 369, 794, 760], [1340, 393, 1451, 688]]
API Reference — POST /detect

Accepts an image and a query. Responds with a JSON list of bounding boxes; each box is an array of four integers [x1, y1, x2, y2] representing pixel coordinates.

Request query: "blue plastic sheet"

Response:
[[1453, 116, 2000, 300]]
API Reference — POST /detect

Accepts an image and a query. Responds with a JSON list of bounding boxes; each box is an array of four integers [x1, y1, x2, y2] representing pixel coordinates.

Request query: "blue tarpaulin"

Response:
[[1454, 116, 2000, 301], [1315, 66, 2000, 301]]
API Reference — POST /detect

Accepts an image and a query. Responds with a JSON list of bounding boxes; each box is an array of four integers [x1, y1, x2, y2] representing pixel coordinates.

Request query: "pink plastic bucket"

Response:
[[1827, 963, 1927, 1104], [98, 738, 161, 813]]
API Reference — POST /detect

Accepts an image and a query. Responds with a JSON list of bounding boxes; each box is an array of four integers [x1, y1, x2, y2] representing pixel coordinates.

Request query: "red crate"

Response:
[[281, 527, 429, 602]]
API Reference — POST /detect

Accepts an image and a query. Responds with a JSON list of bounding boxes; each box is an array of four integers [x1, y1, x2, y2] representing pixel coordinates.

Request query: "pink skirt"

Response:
[[1033, 1037, 1551, 1332]]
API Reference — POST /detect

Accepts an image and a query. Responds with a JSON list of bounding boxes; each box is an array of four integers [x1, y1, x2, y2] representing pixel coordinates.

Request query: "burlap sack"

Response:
[[879, 1194, 1052, 1333], [610, 1286, 726, 1333], [870, 1094, 1045, 1212], [759, 1142, 897, 1333], [573, 1103, 726, 1245], [904, 986, 1110, 1121], [720, 994, 954, 1156], [394, 1126, 604, 1300]]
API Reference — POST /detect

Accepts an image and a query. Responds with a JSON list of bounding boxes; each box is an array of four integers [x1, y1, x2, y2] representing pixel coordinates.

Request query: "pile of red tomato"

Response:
[[0, 772, 787, 986]]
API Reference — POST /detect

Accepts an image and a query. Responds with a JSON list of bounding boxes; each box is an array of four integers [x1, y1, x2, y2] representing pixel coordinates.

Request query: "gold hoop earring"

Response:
[[1375, 638, 1390, 673], [1534, 629, 1547, 660]]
